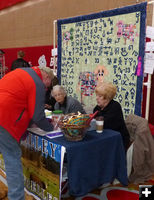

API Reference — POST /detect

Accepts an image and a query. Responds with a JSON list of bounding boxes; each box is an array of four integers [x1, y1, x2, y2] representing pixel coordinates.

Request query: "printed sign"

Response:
[[0, 132, 62, 200]]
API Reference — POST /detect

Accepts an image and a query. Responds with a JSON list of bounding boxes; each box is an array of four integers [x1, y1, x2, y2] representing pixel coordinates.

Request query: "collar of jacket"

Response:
[[58, 96, 67, 108], [32, 66, 43, 81]]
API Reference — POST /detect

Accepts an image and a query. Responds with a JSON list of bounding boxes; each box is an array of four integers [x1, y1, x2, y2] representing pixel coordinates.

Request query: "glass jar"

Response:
[[52, 110, 63, 128]]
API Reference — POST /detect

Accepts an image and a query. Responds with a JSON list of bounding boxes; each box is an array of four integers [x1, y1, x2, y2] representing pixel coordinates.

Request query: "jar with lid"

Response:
[[52, 110, 63, 129]]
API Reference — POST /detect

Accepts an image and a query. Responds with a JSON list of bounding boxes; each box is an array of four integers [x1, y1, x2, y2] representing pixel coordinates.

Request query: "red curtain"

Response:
[[2, 45, 54, 72], [0, 0, 27, 10]]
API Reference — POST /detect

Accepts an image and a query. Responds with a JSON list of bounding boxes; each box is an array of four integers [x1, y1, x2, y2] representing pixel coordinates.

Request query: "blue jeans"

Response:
[[0, 126, 25, 200]]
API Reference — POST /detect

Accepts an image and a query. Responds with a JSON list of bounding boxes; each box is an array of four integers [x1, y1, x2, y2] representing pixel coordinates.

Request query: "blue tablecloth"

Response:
[[51, 129, 128, 197]]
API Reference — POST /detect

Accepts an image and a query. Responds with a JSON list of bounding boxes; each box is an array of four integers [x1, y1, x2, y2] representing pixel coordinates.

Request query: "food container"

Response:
[[51, 110, 63, 128]]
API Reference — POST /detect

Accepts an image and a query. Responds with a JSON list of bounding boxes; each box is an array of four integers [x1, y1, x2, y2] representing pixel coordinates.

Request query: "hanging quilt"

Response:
[[57, 2, 147, 117]]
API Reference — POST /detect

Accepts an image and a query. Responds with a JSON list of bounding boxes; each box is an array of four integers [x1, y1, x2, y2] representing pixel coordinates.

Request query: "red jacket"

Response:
[[0, 67, 53, 142]]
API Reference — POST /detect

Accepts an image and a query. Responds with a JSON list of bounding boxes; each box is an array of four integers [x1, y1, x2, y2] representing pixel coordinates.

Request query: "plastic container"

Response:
[[52, 110, 63, 128]]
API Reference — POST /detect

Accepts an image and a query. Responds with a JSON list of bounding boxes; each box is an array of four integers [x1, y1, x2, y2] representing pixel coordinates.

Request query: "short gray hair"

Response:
[[38, 66, 54, 80], [51, 85, 67, 96]]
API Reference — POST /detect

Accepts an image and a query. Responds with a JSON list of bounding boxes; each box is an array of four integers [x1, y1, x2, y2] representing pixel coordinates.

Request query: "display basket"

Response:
[[61, 123, 90, 141], [59, 113, 90, 141]]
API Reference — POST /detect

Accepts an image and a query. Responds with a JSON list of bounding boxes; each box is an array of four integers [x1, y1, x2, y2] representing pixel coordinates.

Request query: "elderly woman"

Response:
[[93, 81, 130, 151], [51, 85, 86, 114]]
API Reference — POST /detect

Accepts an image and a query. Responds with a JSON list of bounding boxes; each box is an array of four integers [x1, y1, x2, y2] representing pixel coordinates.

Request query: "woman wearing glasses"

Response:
[[51, 85, 86, 114]]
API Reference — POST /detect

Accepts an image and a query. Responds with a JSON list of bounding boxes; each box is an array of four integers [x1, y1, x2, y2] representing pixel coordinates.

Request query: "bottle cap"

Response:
[[53, 110, 63, 114]]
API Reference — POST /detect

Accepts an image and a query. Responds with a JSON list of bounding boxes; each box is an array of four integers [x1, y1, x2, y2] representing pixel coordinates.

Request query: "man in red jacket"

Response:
[[0, 66, 54, 200]]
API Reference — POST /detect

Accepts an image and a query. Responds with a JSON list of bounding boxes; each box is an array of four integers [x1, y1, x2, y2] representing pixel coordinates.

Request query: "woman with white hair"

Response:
[[51, 85, 86, 114], [93, 81, 130, 151]]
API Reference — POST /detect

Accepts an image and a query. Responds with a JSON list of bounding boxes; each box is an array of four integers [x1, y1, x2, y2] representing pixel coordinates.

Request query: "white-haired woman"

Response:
[[93, 81, 130, 151], [51, 85, 86, 114]]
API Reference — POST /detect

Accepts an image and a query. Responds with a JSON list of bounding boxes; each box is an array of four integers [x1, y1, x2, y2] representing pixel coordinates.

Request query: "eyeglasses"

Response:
[[54, 93, 64, 98]]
